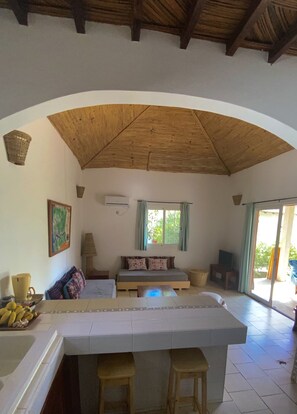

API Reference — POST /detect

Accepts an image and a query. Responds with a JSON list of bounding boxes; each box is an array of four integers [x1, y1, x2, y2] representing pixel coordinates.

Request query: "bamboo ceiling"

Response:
[[48, 105, 292, 175], [1, 1, 297, 63]]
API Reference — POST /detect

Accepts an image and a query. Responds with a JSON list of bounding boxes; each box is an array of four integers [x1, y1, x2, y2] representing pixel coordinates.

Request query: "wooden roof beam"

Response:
[[180, 0, 207, 49], [71, 0, 85, 34], [7, 0, 28, 26], [131, 0, 143, 41], [226, 0, 269, 56], [268, 22, 297, 63]]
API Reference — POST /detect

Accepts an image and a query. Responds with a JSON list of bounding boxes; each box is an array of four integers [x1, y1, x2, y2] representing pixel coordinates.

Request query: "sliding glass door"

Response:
[[248, 201, 297, 316]]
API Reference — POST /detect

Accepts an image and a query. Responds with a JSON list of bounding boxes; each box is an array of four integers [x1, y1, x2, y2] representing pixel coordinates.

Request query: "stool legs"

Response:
[[202, 372, 207, 414], [173, 372, 181, 414], [99, 380, 105, 414], [128, 376, 135, 414], [167, 370, 208, 414], [193, 375, 198, 411]]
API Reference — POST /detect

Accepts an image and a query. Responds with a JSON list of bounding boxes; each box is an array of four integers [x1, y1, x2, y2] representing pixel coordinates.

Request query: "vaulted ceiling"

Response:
[[48, 105, 292, 175], [2, 1, 297, 63]]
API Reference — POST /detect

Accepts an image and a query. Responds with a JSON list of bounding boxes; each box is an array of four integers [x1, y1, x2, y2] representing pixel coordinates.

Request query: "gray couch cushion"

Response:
[[80, 279, 116, 299], [117, 268, 188, 282]]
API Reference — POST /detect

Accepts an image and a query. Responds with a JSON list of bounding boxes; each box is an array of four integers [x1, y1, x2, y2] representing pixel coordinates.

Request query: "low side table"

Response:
[[137, 285, 177, 297], [87, 270, 109, 280]]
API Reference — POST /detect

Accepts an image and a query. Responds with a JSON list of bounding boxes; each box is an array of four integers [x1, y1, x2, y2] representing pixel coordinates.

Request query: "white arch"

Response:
[[1, 90, 297, 149]]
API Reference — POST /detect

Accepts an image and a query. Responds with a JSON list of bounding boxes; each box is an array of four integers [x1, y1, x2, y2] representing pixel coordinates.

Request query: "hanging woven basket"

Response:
[[3, 130, 32, 166], [76, 185, 85, 198]]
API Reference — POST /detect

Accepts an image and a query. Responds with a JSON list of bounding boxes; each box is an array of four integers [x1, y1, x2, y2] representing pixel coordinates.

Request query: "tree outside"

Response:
[[148, 209, 180, 244]]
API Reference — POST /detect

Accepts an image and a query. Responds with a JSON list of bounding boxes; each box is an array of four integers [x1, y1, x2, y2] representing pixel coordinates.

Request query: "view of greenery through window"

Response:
[[254, 242, 297, 277], [148, 209, 180, 245]]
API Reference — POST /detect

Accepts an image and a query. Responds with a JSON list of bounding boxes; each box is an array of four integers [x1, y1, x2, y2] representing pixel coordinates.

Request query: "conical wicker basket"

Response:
[[3, 130, 32, 165], [76, 185, 85, 198]]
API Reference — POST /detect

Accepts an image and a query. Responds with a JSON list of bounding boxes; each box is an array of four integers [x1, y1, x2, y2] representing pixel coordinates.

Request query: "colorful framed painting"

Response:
[[48, 200, 72, 257]]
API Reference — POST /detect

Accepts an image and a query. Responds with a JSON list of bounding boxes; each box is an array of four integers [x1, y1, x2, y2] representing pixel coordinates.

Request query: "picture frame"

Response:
[[48, 199, 72, 257]]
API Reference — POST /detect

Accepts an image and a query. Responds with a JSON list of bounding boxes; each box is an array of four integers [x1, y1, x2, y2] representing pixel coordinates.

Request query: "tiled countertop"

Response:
[[35, 295, 247, 354], [2, 295, 247, 413]]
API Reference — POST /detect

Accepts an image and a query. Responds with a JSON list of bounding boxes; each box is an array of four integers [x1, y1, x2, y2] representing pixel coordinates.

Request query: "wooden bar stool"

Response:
[[97, 352, 135, 414], [167, 348, 209, 414]]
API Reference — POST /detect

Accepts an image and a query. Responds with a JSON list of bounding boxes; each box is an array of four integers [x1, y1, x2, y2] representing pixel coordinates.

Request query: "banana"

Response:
[[6, 301, 16, 311], [24, 313, 34, 321], [0, 308, 7, 316], [0, 310, 11, 325], [16, 309, 25, 321], [8, 311, 16, 327], [15, 305, 23, 315], [24, 311, 32, 319]]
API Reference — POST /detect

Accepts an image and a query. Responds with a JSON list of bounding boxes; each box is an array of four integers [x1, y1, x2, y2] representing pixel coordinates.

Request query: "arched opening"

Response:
[[1, 90, 297, 149]]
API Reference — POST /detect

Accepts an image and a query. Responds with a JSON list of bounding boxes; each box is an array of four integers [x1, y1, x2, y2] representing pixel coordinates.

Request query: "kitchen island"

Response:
[[0, 295, 247, 413]]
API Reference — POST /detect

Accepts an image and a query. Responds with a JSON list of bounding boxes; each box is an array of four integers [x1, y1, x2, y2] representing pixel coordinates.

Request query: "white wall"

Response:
[[1, 11, 297, 146], [227, 149, 297, 261], [82, 168, 231, 277], [0, 118, 83, 297]]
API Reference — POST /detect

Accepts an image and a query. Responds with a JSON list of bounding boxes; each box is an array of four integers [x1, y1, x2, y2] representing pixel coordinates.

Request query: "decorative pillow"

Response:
[[148, 256, 175, 269], [63, 276, 81, 299], [60, 266, 77, 286], [148, 258, 168, 271], [121, 256, 146, 269], [46, 280, 64, 300], [127, 257, 147, 271], [76, 269, 87, 288], [72, 271, 85, 292]]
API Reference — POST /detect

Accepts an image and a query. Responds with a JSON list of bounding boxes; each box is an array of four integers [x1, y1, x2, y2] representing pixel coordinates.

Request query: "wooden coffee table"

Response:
[[137, 285, 177, 298]]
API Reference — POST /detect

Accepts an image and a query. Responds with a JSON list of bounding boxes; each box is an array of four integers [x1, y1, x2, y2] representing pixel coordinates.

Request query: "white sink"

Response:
[[0, 335, 35, 376], [0, 328, 57, 414]]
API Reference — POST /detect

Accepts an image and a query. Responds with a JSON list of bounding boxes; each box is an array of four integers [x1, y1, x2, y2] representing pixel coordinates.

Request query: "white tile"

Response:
[[223, 390, 232, 402], [226, 359, 239, 374], [131, 309, 166, 320], [235, 362, 267, 379], [208, 401, 241, 413], [90, 320, 132, 335], [225, 373, 252, 393], [279, 383, 297, 403], [55, 321, 92, 336], [90, 334, 133, 353], [262, 393, 297, 414], [252, 354, 283, 370], [265, 345, 292, 360], [264, 368, 293, 385], [230, 389, 268, 412], [64, 337, 90, 355], [171, 329, 211, 348], [247, 377, 282, 396], [228, 348, 253, 364]]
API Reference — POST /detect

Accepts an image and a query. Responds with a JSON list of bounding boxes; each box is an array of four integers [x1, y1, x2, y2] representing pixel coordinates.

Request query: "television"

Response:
[[218, 250, 233, 269]]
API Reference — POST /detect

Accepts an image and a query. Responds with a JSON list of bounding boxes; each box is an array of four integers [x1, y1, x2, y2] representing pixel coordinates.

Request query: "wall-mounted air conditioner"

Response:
[[104, 195, 129, 207]]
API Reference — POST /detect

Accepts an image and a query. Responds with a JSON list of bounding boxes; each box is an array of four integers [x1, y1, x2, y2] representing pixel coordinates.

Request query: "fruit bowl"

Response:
[[0, 301, 39, 330]]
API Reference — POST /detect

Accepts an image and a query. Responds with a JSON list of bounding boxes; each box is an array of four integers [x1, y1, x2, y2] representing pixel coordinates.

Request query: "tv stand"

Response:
[[210, 264, 239, 290]]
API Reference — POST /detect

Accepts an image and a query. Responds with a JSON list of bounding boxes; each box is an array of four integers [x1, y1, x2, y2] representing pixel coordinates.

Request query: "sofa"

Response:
[[45, 266, 116, 299], [117, 256, 190, 291]]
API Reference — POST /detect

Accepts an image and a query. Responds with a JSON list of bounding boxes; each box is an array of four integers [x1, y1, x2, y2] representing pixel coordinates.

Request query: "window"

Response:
[[147, 204, 181, 245]]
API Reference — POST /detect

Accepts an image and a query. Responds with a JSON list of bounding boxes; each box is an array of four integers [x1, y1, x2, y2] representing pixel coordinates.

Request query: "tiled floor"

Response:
[[117, 283, 297, 414]]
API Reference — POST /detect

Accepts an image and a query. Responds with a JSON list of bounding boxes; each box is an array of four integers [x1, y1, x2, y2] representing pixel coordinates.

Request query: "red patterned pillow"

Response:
[[127, 257, 147, 271], [148, 258, 168, 271], [72, 272, 85, 292], [76, 269, 86, 288], [63, 277, 81, 299]]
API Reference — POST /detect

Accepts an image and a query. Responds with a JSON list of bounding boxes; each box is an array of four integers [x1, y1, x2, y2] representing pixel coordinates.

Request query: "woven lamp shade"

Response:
[[3, 130, 32, 165], [82, 233, 97, 256]]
